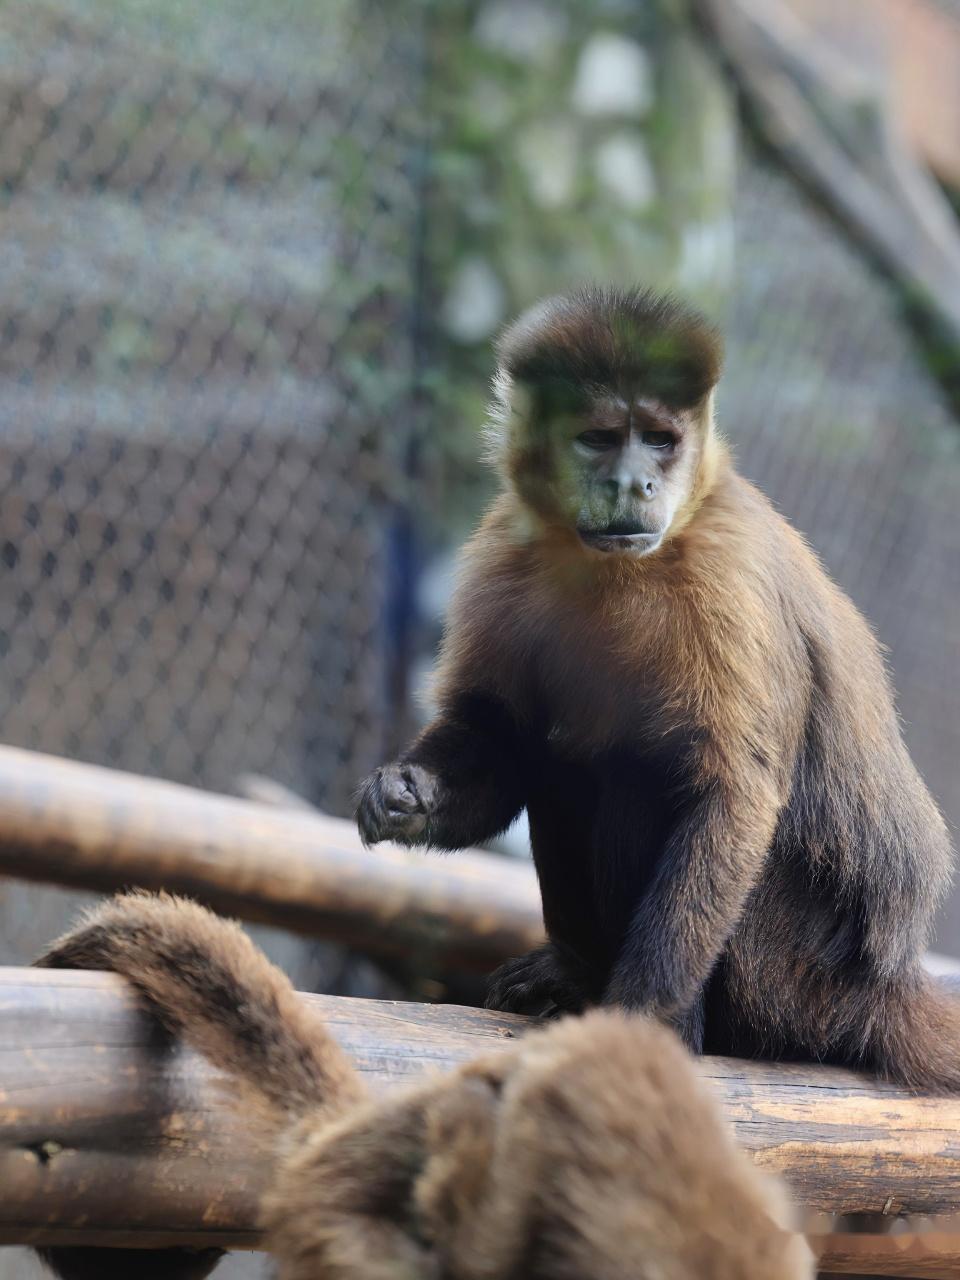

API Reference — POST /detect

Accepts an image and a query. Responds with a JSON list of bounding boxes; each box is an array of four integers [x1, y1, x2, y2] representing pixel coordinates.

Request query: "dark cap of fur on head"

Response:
[[496, 286, 723, 410]]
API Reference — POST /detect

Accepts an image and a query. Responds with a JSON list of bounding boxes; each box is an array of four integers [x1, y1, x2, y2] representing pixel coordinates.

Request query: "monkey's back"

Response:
[[706, 472, 953, 1057]]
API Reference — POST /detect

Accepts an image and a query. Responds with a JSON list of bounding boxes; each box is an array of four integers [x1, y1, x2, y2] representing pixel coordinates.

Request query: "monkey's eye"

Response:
[[642, 430, 675, 449], [576, 429, 620, 451]]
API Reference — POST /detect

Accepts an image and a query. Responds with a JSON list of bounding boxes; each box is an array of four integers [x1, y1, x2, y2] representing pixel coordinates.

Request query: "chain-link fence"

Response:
[[0, 3, 959, 1275], [0, 0, 424, 810], [0, 0, 426, 1016], [719, 152, 960, 942], [0, 5, 422, 1272], [0, 0, 957, 938]]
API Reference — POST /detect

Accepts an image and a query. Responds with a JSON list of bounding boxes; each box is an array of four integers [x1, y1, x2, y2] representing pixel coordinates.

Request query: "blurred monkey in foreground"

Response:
[[36, 892, 812, 1280]]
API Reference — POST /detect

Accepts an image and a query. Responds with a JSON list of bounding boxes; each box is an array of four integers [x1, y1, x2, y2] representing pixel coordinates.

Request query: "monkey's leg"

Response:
[[667, 988, 706, 1053], [852, 973, 960, 1094], [604, 779, 778, 1025], [485, 942, 599, 1015], [356, 692, 526, 849]]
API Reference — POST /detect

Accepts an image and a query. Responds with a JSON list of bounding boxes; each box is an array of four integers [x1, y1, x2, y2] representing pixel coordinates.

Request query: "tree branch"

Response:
[[0, 744, 544, 973], [697, 0, 960, 397]]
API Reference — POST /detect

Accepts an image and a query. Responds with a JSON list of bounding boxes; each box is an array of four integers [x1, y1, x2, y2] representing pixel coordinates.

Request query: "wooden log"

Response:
[[2, 969, 960, 1276], [817, 1236, 960, 1278], [0, 745, 544, 972]]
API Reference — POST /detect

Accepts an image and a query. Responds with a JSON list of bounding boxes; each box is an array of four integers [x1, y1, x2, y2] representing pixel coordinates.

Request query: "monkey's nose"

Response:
[[609, 475, 658, 500]]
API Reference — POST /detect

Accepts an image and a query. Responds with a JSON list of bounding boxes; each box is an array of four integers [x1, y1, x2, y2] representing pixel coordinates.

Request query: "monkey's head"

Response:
[[490, 287, 724, 557]]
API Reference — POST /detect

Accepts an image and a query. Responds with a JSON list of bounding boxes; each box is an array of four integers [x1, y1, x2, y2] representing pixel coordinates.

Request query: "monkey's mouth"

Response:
[[577, 522, 663, 555]]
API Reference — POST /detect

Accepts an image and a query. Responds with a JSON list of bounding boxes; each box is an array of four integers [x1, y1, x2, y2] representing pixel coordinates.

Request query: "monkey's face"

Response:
[[565, 394, 700, 556], [491, 288, 724, 555], [514, 389, 703, 557]]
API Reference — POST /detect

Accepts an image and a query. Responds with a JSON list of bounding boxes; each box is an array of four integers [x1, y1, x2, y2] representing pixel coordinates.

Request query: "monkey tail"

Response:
[[36, 890, 367, 1125], [871, 972, 960, 1094]]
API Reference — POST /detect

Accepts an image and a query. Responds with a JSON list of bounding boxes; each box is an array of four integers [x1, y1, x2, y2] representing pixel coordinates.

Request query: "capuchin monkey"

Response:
[[357, 285, 958, 1090], [35, 892, 813, 1280]]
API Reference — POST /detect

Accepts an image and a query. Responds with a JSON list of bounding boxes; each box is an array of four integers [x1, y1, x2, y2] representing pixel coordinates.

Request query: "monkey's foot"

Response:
[[356, 762, 437, 846], [485, 945, 596, 1016]]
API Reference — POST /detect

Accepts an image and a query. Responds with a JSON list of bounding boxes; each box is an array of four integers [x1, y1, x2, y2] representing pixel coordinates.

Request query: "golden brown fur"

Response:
[[35, 892, 812, 1280], [357, 285, 957, 1090]]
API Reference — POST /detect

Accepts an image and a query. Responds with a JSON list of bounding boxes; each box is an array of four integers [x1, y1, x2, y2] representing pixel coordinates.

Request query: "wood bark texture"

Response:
[[2, 968, 960, 1276]]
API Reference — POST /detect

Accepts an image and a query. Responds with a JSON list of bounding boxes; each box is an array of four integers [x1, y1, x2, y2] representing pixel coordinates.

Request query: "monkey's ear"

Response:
[[482, 368, 532, 471]]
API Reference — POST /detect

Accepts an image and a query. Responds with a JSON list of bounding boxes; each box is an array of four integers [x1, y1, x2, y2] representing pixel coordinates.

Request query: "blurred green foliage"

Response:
[[420, 0, 736, 530]]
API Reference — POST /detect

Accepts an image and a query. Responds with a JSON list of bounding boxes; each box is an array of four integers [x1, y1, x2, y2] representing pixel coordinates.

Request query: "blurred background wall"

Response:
[[0, 1, 958, 1276]]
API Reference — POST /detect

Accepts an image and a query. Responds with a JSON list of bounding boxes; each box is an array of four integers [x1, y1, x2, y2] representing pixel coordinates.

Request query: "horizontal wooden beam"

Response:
[[0, 745, 544, 972], [819, 1236, 960, 1278], [2, 970, 960, 1276]]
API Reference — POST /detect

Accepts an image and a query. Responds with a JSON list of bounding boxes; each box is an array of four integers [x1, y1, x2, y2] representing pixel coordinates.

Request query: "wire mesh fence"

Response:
[[721, 152, 960, 938], [2, 4, 956, 1279], [0, 0, 423, 812], [0, 1, 957, 952]]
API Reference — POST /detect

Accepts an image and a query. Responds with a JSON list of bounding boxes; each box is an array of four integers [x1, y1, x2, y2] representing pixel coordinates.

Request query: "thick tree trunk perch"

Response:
[[2, 970, 960, 1275], [0, 744, 544, 972]]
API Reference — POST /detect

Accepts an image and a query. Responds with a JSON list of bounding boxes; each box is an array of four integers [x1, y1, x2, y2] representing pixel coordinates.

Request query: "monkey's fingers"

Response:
[[355, 763, 435, 846]]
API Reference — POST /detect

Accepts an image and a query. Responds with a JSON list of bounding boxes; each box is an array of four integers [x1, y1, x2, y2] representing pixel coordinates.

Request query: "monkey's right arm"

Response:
[[356, 690, 527, 849]]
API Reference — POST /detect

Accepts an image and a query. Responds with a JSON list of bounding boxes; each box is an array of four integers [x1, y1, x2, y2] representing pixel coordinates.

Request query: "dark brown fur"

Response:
[[357, 285, 958, 1091], [35, 892, 812, 1280], [496, 286, 723, 410]]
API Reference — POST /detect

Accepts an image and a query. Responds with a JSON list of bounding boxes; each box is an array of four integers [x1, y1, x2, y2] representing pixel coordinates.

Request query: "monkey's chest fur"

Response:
[[518, 622, 701, 968], [459, 506, 952, 1066]]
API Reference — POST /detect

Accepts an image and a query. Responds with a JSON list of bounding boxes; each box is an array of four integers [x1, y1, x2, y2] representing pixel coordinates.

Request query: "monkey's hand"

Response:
[[356, 762, 439, 846], [485, 944, 597, 1016]]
